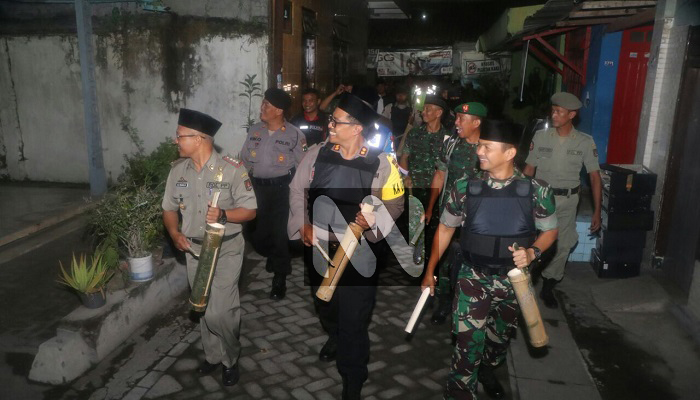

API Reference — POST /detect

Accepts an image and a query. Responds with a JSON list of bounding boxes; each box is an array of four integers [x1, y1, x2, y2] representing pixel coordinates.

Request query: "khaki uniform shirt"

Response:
[[525, 127, 600, 189], [240, 121, 307, 178], [162, 152, 257, 238]]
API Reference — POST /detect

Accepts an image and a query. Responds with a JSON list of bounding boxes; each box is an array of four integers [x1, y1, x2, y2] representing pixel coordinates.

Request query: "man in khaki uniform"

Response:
[[163, 109, 257, 386], [241, 88, 307, 300], [524, 92, 602, 308]]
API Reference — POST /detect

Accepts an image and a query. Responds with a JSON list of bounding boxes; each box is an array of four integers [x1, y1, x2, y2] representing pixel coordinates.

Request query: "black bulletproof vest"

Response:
[[460, 178, 537, 269], [308, 143, 381, 231]]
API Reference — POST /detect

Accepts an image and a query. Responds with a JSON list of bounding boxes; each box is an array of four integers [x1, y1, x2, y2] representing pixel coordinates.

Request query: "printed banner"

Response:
[[376, 48, 453, 77]]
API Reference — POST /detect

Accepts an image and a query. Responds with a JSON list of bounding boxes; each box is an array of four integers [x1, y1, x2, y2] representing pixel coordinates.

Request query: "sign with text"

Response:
[[376, 48, 453, 77], [463, 58, 501, 75]]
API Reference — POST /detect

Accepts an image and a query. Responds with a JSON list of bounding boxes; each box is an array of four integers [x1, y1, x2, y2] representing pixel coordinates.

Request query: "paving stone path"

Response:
[[68, 250, 458, 399]]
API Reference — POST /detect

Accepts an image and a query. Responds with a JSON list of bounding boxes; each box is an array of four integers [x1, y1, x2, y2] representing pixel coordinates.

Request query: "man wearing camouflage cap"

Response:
[[524, 92, 602, 308], [425, 102, 485, 324]]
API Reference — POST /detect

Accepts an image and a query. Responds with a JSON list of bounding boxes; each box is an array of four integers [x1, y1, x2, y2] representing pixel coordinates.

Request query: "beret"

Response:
[[264, 88, 292, 111], [454, 102, 488, 117], [551, 92, 582, 110], [177, 108, 222, 136]]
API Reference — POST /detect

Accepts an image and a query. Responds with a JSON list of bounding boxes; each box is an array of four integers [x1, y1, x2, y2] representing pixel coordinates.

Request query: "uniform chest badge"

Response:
[[251, 150, 257, 158], [176, 177, 188, 188], [278, 154, 286, 163]]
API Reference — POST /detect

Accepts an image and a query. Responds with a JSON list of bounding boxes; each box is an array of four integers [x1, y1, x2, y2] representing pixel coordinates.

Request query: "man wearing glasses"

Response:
[[241, 88, 307, 300], [288, 93, 404, 399], [162, 109, 257, 386]]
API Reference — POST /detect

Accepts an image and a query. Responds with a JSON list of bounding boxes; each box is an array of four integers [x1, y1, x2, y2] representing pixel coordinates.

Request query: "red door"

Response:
[[607, 25, 653, 164]]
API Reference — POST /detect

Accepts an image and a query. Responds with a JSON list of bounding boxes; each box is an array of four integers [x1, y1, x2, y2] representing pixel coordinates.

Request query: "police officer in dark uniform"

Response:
[[241, 88, 307, 300], [288, 93, 405, 399], [290, 88, 328, 147]]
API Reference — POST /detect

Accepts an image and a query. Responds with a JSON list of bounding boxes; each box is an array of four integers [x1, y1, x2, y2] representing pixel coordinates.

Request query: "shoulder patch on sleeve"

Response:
[[223, 154, 242, 167], [381, 155, 405, 201]]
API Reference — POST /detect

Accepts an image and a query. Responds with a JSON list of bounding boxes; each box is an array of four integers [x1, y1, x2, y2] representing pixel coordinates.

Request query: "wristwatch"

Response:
[[530, 246, 542, 261], [217, 209, 228, 224]]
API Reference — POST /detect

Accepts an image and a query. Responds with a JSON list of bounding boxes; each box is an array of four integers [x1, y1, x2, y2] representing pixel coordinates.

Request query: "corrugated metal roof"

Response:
[[522, 0, 576, 32]]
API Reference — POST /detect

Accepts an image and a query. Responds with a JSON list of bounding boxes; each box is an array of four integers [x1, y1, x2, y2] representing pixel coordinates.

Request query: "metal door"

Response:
[[607, 26, 653, 164]]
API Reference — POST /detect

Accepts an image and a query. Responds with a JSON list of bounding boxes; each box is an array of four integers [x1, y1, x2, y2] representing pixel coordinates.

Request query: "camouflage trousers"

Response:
[[445, 266, 519, 400], [437, 238, 460, 297]]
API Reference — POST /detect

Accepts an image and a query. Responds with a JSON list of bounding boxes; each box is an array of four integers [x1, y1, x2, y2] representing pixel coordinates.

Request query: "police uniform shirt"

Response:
[[162, 152, 257, 238], [288, 141, 405, 242], [240, 121, 307, 179], [525, 127, 600, 189]]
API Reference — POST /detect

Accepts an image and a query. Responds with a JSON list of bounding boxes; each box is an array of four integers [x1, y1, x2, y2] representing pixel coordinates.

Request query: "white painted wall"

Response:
[[0, 33, 268, 183]]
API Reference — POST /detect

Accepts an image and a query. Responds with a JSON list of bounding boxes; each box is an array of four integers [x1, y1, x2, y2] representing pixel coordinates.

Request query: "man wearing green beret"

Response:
[[524, 92, 602, 308], [425, 102, 486, 324]]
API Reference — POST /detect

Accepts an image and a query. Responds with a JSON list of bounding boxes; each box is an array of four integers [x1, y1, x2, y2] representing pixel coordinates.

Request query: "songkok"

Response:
[[424, 95, 447, 111], [454, 102, 488, 117], [177, 109, 222, 137], [479, 119, 521, 146], [264, 88, 292, 111], [336, 93, 377, 128], [551, 92, 582, 110]]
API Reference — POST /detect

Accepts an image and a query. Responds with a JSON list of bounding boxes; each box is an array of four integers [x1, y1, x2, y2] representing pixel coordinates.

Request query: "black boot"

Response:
[[319, 336, 337, 362], [540, 278, 559, 309], [342, 377, 363, 400], [478, 365, 504, 399], [270, 274, 287, 300], [431, 294, 452, 325]]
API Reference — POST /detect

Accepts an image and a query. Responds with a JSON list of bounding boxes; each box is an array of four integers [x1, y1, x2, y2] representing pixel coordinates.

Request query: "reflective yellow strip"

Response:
[[382, 155, 405, 200]]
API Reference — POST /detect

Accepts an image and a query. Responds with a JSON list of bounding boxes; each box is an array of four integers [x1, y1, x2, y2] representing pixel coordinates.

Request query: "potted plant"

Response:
[[58, 245, 114, 308], [89, 184, 163, 282]]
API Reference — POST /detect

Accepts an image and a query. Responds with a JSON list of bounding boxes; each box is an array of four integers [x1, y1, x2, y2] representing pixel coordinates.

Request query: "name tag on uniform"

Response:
[[538, 147, 553, 153], [275, 140, 291, 146], [206, 182, 232, 189], [567, 150, 583, 156], [176, 182, 188, 188]]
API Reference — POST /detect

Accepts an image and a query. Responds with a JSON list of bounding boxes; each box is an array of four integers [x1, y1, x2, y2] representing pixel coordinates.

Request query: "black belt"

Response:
[[189, 231, 240, 245], [552, 185, 580, 196], [251, 169, 295, 186], [470, 264, 511, 276]]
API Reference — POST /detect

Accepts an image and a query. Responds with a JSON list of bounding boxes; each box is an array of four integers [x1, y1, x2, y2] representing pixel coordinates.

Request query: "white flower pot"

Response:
[[128, 254, 154, 282]]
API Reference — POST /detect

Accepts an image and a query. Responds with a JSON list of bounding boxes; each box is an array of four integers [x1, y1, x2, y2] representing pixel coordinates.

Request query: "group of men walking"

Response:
[[161, 84, 601, 399]]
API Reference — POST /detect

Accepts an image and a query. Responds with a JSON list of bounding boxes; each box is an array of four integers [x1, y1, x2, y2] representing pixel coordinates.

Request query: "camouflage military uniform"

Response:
[[403, 124, 449, 190], [434, 136, 481, 296], [440, 169, 557, 399]]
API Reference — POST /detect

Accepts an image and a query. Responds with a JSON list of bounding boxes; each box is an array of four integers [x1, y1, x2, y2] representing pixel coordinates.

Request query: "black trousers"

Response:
[[305, 243, 379, 386], [246, 183, 291, 276]]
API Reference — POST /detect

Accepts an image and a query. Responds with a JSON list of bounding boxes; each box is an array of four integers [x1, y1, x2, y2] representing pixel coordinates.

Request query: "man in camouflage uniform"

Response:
[[422, 120, 558, 400], [399, 95, 449, 253], [425, 102, 486, 324], [524, 92, 601, 308], [163, 109, 257, 386]]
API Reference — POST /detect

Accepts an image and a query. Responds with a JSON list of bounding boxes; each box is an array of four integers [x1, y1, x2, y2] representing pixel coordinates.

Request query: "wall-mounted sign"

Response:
[[376, 48, 453, 77], [464, 59, 501, 75]]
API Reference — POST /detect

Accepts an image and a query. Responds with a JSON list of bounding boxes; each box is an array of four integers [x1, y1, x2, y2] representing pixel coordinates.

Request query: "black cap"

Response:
[[336, 93, 377, 128], [479, 119, 521, 146], [177, 109, 222, 137], [264, 88, 292, 111], [424, 95, 447, 111]]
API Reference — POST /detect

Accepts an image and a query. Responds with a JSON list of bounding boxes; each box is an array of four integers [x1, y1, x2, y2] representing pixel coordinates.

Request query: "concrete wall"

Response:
[[0, 9, 268, 183]]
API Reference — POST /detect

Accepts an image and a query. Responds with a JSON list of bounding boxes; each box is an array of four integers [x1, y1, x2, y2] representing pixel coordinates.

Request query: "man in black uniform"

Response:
[[288, 93, 405, 399], [241, 88, 307, 300], [290, 88, 328, 147]]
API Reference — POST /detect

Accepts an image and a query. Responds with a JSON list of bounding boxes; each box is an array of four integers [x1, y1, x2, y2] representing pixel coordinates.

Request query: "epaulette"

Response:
[[222, 154, 242, 167], [171, 157, 187, 166]]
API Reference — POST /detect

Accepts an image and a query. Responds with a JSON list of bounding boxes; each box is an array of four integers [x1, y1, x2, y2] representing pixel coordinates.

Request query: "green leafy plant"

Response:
[[57, 246, 114, 294], [239, 73, 262, 130], [89, 184, 162, 259], [119, 139, 179, 191]]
